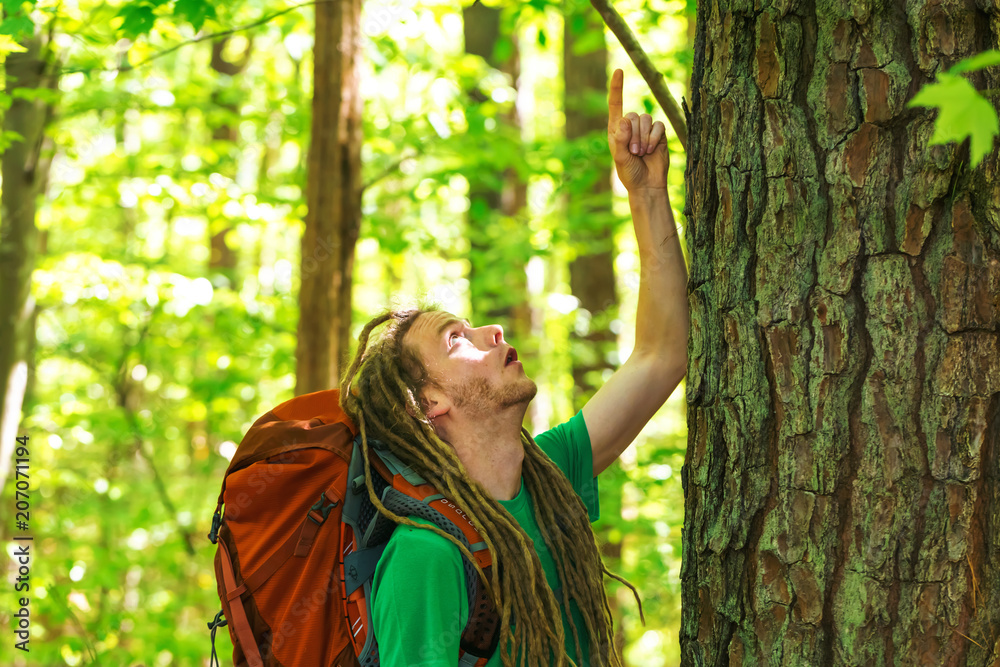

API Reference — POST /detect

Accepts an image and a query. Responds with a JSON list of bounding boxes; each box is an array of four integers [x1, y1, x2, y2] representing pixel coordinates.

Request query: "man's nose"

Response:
[[485, 324, 504, 347]]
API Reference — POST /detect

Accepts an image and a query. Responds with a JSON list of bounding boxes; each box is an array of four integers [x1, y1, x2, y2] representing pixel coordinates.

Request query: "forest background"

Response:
[[0, 0, 696, 664]]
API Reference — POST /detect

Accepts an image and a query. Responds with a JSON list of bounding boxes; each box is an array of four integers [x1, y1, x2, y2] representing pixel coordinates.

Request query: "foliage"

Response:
[[908, 49, 1000, 167], [1, 0, 692, 665]]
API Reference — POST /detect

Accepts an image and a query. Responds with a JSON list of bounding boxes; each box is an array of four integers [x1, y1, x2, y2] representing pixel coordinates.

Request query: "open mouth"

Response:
[[505, 347, 518, 366]]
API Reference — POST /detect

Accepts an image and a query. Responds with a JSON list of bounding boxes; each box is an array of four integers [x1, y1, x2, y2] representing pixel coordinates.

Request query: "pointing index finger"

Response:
[[608, 68, 623, 129]]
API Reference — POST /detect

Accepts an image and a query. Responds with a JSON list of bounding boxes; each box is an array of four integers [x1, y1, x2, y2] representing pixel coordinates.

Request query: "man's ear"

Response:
[[406, 384, 451, 421], [420, 384, 452, 421]]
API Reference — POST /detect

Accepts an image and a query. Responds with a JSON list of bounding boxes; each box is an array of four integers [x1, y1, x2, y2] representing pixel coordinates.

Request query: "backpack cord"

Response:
[[207, 610, 227, 667]]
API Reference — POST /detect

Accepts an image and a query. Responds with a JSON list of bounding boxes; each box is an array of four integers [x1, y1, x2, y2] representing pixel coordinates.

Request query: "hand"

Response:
[[608, 68, 669, 193]]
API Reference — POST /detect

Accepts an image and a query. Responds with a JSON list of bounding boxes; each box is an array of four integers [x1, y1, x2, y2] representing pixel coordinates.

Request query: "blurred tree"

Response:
[[681, 2, 1000, 665], [563, 0, 617, 403], [563, 0, 627, 660], [296, 0, 364, 393], [0, 26, 56, 495], [207, 35, 254, 288], [462, 0, 530, 339]]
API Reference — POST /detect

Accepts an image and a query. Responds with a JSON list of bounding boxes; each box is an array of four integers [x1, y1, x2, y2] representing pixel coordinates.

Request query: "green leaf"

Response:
[[1, 0, 35, 15], [10, 86, 59, 104], [537, 28, 547, 47], [0, 129, 25, 152], [0, 33, 27, 59], [116, 3, 157, 39], [909, 72, 999, 167], [948, 49, 1000, 75], [0, 14, 34, 38], [173, 0, 215, 32]]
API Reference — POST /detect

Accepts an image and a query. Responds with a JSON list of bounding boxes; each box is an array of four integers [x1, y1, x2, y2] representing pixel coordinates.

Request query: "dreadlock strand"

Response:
[[520, 430, 634, 666], [520, 443, 584, 665], [603, 563, 645, 624]]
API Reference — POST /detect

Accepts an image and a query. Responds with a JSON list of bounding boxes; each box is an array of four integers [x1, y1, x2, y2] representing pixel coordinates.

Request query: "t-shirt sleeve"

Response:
[[533, 409, 600, 522], [371, 521, 468, 666]]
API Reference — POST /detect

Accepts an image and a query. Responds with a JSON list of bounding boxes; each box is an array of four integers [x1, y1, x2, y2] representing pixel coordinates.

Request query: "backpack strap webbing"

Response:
[[218, 539, 263, 667], [239, 484, 342, 594]]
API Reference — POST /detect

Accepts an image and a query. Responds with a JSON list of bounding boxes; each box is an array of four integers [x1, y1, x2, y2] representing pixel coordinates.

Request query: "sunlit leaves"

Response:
[[908, 50, 1000, 167], [949, 49, 1000, 74], [114, 0, 216, 38], [0, 32, 27, 60], [115, 1, 165, 39], [0, 0, 36, 40], [173, 0, 216, 32]]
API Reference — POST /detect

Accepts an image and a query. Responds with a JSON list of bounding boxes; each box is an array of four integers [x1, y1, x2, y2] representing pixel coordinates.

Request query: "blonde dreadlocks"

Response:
[[338, 308, 643, 667]]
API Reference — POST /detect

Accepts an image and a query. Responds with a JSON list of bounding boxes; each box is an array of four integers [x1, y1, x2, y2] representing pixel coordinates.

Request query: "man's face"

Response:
[[404, 310, 537, 420]]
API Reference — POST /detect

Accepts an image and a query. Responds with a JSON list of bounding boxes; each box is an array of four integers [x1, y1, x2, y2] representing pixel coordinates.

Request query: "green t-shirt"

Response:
[[370, 410, 600, 667]]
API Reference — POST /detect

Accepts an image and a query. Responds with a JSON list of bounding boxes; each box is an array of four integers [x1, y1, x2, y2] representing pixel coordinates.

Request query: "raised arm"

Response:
[[582, 68, 690, 477]]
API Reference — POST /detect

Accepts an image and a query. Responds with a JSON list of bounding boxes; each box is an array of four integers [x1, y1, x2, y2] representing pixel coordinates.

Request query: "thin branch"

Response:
[[361, 148, 422, 194], [589, 0, 688, 150], [48, 583, 101, 666], [59, 0, 331, 75], [114, 305, 198, 556], [125, 418, 198, 556]]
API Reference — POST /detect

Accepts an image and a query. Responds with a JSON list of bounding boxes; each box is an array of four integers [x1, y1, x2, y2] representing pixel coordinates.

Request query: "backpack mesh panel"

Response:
[[359, 640, 380, 666], [356, 472, 390, 537], [380, 489, 482, 621]]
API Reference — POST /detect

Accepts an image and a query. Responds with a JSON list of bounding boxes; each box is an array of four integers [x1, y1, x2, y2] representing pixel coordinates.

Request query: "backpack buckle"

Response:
[[208, 509, 222, 544], [308, 492, 339, 525]]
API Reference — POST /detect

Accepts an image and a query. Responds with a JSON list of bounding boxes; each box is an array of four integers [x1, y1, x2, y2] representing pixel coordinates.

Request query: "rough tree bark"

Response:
[[0, 34, 55, 495], [682, 1, 1000, 665], [295, 0, 363, 394], [462, 0, 530, 338]]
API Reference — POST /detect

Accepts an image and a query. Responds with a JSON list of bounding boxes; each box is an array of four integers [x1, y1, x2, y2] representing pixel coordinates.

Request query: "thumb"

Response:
[[612, 118, 632, 162]]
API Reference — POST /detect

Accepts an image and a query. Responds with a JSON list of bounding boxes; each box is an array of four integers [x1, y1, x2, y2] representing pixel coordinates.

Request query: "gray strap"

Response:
[[458, 651, 480, 666], [343, 543, 387, 597], [367, 438, 428, 486]]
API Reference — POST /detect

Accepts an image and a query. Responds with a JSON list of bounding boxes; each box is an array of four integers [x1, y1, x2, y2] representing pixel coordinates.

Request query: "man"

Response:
[[338, 68, 688, 667]]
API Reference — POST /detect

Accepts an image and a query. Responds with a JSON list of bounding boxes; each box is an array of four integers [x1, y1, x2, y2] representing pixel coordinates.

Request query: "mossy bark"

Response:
[[681, 1, 1000, 665]]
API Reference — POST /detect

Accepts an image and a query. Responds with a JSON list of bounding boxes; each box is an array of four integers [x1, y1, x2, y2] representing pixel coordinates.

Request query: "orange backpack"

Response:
[[207, 389, 501, 666]]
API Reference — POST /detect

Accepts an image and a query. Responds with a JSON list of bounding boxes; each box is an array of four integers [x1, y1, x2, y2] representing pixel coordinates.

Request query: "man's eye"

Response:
[[450, 332, 462, 343]]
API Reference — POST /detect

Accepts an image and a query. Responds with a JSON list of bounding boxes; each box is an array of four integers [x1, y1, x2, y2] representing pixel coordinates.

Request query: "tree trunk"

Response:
[[681, 2, 1000, 665], [208, 36, 254, 288], [296, 0, 363, 394], [563, 0, 626, 660], [563, 0, 617, 403], [462, 0, 530, 340], [0, 34, 54, 494]]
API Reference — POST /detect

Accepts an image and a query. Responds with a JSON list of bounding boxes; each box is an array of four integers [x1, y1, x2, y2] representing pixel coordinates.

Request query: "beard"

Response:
[[451, 373, 537, 416]]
